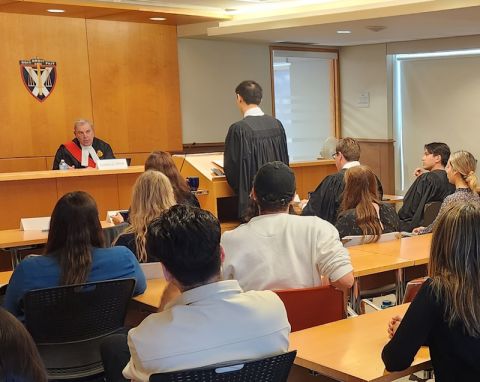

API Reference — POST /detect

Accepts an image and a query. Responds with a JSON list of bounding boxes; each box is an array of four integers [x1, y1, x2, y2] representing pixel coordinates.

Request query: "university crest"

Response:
[[19, 58, 57, 102]]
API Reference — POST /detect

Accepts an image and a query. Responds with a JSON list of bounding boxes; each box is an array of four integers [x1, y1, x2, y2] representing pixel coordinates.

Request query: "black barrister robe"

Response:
[[52, 137, 115, 169], [302, 168, 384, 225], [398, 170, 455, 232], [224, 115, 289, 219]]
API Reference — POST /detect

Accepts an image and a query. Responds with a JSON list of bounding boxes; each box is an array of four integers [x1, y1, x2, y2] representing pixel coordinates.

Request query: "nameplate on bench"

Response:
[[97, 159, 128, 170], [20, 217, 50, 231]]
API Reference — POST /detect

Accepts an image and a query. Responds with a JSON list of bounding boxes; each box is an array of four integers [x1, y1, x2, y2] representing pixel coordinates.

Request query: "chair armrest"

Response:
[[360, 299, 381, 314]]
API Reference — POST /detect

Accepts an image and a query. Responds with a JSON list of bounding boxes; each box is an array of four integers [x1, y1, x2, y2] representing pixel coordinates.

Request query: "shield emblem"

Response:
[[19, 58, 57, 102]]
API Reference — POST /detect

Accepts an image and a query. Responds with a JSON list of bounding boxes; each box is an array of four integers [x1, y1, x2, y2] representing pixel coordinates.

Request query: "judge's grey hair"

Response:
[[73, 119, 94, 131]]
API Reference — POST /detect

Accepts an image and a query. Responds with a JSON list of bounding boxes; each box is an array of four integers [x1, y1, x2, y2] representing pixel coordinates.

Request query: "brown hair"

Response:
[[116, 171, 176, 262], [448, 150, 478, 192], [144, 151, 191, 203], [430, 200, 480, 337], [0, 307, 48, 382], [339, 165, 382, 243], [336, 137, 360, 162], [46, 191, 104, 285]]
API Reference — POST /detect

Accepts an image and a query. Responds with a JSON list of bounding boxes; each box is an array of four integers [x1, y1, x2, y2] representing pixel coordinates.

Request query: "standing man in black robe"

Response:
[[302, 137, 383, 224], [52, 119, 115, 169], [224, 80, 289, 220], [398, 142, 455, 232]]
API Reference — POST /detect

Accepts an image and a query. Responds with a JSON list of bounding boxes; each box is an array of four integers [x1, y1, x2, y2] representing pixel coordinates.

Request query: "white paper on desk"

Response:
[[212, 159, 224, 169], [140, 262, 165, 280], [20, 217, 50, 231]]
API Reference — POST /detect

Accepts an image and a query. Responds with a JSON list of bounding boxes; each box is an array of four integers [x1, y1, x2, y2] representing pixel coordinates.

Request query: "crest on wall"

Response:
[[19, 58, 57, 102]]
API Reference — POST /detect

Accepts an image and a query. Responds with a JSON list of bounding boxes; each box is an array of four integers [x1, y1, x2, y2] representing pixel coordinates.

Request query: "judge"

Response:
[[224, 80, 289, 220], [52, 119, 115, 169], [302, 137, 383, 224], [398, 142, 455, 232]]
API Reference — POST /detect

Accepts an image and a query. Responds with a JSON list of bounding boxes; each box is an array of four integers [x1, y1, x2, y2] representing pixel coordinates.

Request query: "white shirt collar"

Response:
[[342, 161, 360, 170], [244, 106, 264, 118]]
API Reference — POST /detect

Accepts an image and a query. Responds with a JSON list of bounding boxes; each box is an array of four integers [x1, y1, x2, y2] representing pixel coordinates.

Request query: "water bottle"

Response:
[[59, 159, 69, 170]]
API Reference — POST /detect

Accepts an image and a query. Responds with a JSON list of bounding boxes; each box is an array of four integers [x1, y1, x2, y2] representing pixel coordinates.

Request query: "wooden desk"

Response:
[[173, 153, 336, 218], [382, 194, 404, 204], [0, 167, 143, 230], [0, 270, 12, 287], [132, 278, 170, 309], [289, 304, 431, 382]]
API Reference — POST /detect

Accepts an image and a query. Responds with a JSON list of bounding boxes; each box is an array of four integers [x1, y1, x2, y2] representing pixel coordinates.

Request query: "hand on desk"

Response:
[[111, 213, 125, 225], [412, 227, 424, 235], [388, 315, 402, 338]]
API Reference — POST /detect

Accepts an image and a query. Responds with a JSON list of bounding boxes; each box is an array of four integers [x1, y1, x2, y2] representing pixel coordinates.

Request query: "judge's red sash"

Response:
[[64, 141, 96, 168]]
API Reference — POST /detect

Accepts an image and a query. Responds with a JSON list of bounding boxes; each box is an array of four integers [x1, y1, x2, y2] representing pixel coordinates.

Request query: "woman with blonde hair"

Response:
[[335, 165, 399, 243], [114, 170, 176, 262], [413, 150, 479, 234], [383, 201, 480, 380]]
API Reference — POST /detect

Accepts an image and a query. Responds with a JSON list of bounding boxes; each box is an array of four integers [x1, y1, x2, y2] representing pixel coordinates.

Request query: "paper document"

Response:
[[212, 159, 224, 169]]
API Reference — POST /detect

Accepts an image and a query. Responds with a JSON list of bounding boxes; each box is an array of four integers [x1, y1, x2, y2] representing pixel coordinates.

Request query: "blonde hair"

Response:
[[430, 200, 480, 337], [449, 150, 478, 192], [116, 170, 176, 262]]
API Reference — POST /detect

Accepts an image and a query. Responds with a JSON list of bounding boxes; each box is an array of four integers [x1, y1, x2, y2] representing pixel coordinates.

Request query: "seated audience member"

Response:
[[101, 205, 290, 382], [414, 150, 479, 234], [221, 161, 354, 291], [4, 191, 146, 319], [145, 150, 200, 208], [0, 307, 48, 382], [53, 119, 115, 169], [382, 201, 480, 381], [335, 165, 400, 242], [114, 171, 176, 262], [398, 142, 455, 232], [302, 137, 383, 224]]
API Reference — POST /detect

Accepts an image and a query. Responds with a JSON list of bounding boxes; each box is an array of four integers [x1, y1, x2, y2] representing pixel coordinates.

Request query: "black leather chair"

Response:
[[149, 351, 297, 382], [24, 278, 135, 380]]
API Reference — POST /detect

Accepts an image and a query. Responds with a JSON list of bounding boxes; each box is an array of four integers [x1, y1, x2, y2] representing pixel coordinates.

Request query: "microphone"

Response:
[[179, 142, 196, 173]]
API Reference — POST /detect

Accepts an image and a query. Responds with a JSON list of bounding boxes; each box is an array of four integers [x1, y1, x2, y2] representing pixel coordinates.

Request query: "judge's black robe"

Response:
[[224, 115, 289, 219], [302, 168, 384, 225], [52, 137, 115, 169], [398, 170, 455, 232]]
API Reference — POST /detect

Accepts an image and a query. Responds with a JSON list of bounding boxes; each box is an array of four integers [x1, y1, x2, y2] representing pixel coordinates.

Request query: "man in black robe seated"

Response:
[[302, 137, 383, 224], [52, 119, 115, 169], [398, 142, 455, 232], [224, 80, 289, 219]]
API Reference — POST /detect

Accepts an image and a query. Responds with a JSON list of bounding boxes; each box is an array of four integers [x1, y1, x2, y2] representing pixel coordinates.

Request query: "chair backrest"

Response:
[[103, 222, 129, 247], [149, 351, 296, 382], [423, 201, 442, 226], [274, 285, 344, 331], [24, 278, 135, 344], [342, 232, 401, 247], [402, 277, 428, 304]]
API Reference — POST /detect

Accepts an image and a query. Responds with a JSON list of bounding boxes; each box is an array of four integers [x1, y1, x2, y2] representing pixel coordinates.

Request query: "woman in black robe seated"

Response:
[[335, 165, 399, 243]]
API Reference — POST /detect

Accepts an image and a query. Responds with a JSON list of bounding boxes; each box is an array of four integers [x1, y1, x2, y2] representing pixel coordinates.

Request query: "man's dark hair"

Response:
[[146, 205, 221, 288], [425, 142, 451, 167], [235, 80, 262, 105]]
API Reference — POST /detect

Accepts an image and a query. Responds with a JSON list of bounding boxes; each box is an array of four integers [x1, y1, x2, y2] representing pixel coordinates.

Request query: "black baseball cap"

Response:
[[253, 161, 296, 205]]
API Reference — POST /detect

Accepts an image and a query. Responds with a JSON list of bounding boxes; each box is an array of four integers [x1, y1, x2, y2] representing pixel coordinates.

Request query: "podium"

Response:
[[173, 153, 337, 220]]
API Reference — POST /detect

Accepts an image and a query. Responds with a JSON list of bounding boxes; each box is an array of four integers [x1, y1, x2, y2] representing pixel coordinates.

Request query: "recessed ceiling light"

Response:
[[47, 9, 65, 13], [336, 30, 351, 34], [150, 17, 166, 21]]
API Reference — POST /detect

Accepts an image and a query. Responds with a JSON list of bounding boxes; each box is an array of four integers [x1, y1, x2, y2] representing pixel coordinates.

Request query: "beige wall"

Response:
[[178, 38, 272, 144], [339, 43, 390, 140]]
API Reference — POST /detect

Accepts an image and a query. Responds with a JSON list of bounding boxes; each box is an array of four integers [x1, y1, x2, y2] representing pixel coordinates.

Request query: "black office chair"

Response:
[[149, 351, 297, 382], [24, 278, 135, 380]]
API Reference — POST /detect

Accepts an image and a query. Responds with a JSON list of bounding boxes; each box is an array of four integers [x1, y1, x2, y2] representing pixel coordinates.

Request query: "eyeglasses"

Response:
[[332, 152, 339, 159]]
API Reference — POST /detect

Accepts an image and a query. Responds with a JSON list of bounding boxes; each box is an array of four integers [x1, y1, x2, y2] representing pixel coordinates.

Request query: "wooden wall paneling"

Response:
[[86, 20, 183, 154], [356, 139, 395, 194], [56, 175, 120, 220], [0, 157, 48, 172], [115, 152, 151, 166], [291, 162, 337, 199], [117, 172, 143, 209], [0, 13, 93, 158], [0, 179, 57, 229]]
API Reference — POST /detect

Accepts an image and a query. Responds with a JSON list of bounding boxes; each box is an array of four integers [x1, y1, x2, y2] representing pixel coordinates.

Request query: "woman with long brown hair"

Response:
[[145, 150, 200, 207], [335, 165, 399, 242], [4, 191, 146, 319], [114, 171, 176, 262], [0, 307, 47, 382], [383, 201, 480, 380]]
